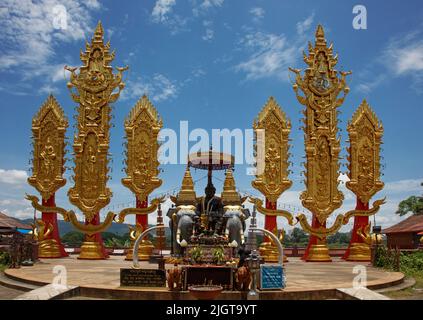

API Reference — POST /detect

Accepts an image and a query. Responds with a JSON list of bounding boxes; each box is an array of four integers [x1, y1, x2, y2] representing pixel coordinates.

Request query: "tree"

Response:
[[396, 196, 423, 216], [286, 227, 309, 245], [61, 231, 84, 245]]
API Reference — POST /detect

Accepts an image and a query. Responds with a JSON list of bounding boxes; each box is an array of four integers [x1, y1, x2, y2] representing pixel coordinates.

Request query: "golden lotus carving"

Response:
[[346, 100, 384, 204], [66, 21, 127, 222], [290, 25, 351, 224], [122, 95, 162, 201], [252, 96, 292, 203], [28, 95, 68, 200]]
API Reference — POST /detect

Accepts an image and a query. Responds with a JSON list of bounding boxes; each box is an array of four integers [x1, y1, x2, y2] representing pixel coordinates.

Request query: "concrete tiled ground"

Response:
[[4, 256, 403, 294]]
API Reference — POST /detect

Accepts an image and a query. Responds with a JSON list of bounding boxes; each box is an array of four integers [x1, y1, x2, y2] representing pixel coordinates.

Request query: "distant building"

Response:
[[0, 212, 32, 233], [383, 215, 423, 249]]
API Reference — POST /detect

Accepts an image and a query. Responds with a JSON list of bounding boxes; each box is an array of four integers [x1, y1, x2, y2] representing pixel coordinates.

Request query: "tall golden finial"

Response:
[[176, 166, 197, 205], [66, 22, 128, 222], [315, 24, 327, 46], [221, 168, 241, 205], [93, 21, 104, 42], [289, 24, 351, 262]]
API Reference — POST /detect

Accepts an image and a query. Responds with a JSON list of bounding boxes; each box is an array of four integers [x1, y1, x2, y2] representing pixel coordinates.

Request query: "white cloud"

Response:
[[296, 12, 314, 35], [193, 0, 224, 16], [235, 32, 298, 81], [121, 73, 178, 103], [357, 28, 423, 94], [0, 0, 101, 92], [0, 169, 28, 185], [234, 14, 314, 81], [383, 178, 423, 193], [202, 20, 214, 41], [250, 7, 265, 23], [338, 173, 350, 184], [356, 74, 386, 94], [151, 0, 176, 23], [151, 0, 189, 35]]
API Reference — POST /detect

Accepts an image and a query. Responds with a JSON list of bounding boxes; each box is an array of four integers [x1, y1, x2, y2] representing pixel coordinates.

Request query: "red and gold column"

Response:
[[28, 95, 68, 258], [122, 95, 163, 261], [252, 97, 292, 263], [40, 195, 67, 257], [302, 217, 330, 262], [343, 100, 384, 261], [125, 196, 155, 261], [290, 25, 351, 262], [66, 22, 127, 259]]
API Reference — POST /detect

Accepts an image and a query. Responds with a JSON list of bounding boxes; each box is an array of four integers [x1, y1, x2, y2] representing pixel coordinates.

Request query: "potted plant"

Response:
[[212, 246, 225, 265], [189, 246, 203, 265]]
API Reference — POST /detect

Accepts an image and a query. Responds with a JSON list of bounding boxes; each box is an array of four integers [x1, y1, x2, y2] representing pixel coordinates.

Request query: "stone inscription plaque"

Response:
[[120, 268, 166, 287]]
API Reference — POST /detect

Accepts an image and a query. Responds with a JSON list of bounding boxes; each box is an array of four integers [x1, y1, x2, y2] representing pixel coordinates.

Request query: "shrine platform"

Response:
[[4, 256, 404, 300]]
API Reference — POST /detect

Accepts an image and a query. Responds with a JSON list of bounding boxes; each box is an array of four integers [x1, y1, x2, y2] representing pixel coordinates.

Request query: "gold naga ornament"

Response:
[[27, 95, 68, 258], [345, 100, 384, 261], [28, 95, 68, 201], [32, 219, 61, 258], [250, 96, 293, 263], [64, 21, 127, 259], [289, 25, 351, 261]]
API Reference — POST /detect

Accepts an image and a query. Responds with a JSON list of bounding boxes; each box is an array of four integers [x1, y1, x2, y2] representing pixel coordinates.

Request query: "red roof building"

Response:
[[383, 215, 423, 249], [0, 212, 32, 231]]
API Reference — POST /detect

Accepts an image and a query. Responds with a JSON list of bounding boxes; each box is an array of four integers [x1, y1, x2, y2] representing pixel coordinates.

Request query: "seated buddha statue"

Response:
[[196, 183, 224, 235]]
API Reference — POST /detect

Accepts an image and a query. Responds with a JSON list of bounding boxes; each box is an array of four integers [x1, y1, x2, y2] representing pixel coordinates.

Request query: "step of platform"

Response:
[[0, 272, 40, 292], [336, 287, 391, 300], [14, 284, 79, 300], [375, 277, 416, 293]]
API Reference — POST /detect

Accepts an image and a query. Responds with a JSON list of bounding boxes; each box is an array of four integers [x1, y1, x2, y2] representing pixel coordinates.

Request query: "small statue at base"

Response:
[[235, 266, 251, 291], [167, 263, 182, 291], [9, 232, 24, 269]]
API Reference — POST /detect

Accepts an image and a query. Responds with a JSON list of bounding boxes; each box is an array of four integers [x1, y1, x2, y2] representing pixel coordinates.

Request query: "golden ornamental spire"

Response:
[[28, 95, 68, 200], [221, 168, 241, 205], [66, 21, 128, 222], [315, 24, 327, 47], [252, 96, 292, 203], [290, 25, 351, 224], [122, 95, 162, 201], [175, 166, 197, 205], [346, 99, 384, 204]]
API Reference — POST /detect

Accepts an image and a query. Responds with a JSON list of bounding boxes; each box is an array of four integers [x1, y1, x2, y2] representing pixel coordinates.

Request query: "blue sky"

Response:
[[0, 0, 422, 231]]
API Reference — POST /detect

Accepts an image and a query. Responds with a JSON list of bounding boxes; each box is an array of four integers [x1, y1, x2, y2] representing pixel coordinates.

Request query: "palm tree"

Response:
[[396, 182, 423, 216]]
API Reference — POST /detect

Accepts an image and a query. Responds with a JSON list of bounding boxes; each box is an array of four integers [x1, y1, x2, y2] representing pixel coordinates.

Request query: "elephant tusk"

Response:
[[176, 228, 181, 245]]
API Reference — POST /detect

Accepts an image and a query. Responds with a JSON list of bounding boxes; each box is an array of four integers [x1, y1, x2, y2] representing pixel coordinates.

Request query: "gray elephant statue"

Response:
[[167, 205, 196, 255], [223, 205, 250, 249]]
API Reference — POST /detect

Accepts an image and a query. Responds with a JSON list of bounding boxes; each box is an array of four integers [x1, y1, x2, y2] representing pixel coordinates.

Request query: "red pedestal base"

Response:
[[41, 195, 68, 258], [343, 199, 369, 261]]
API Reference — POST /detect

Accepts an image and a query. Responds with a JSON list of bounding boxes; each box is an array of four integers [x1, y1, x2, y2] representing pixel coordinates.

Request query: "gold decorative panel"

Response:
[[290, 25, 351, 224], [66, 21, 127, 222], [252, 96, 292, 203], [122, 95, 162, 200], [28, 95, 68, 200], [346, 100, 384, 204]]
